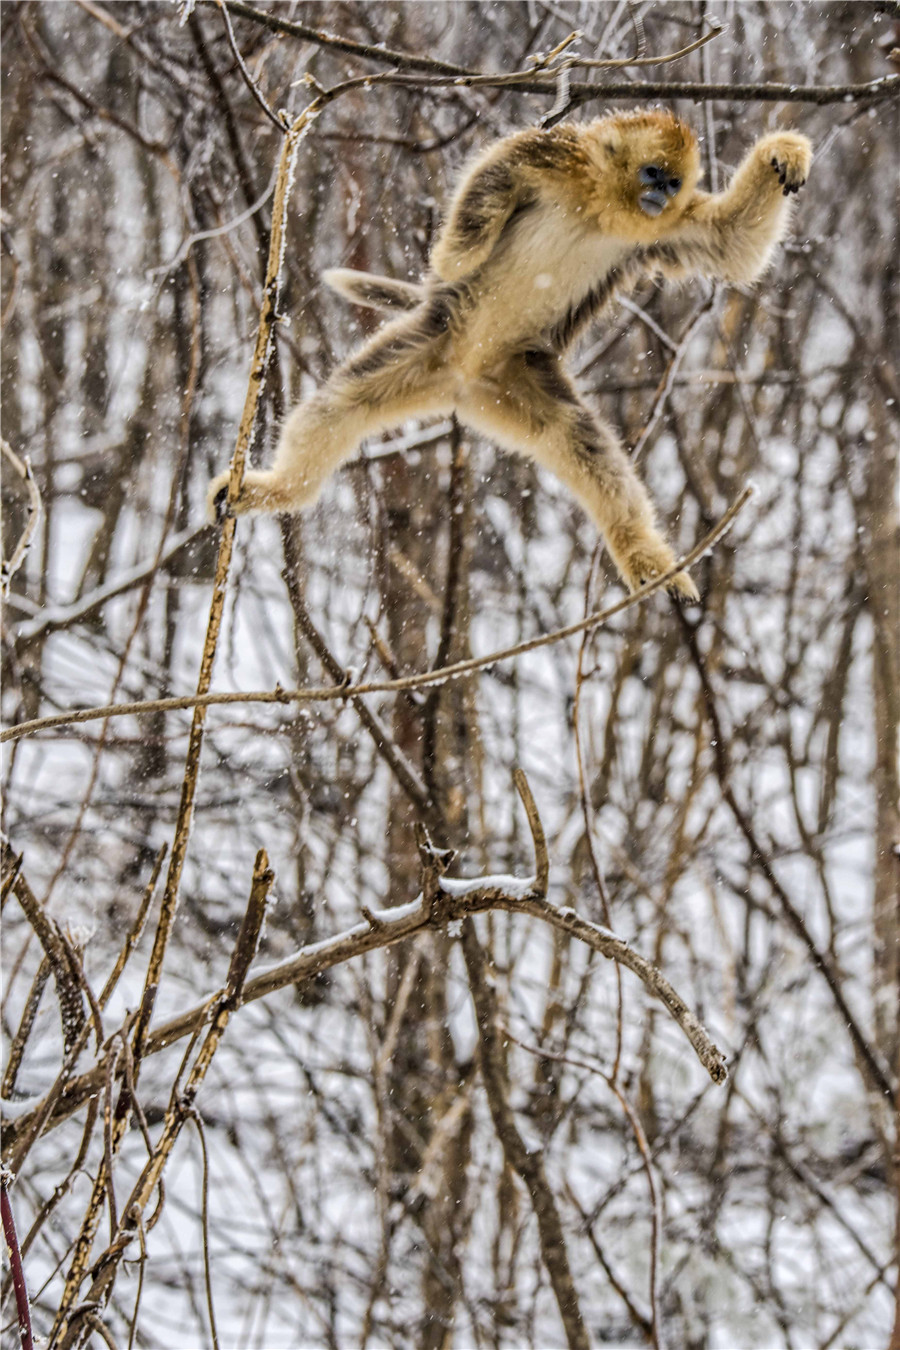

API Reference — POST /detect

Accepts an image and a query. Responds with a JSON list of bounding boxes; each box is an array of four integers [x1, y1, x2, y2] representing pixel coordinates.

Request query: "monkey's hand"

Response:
[[757, 132, 812, 196]]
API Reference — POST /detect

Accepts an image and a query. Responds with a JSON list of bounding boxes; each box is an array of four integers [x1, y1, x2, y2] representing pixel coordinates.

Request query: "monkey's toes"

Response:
[[624, 550, 698, 603], [207, 473, 236, 525], [666, 570, 701, 604], [214, 486, 230, 523]]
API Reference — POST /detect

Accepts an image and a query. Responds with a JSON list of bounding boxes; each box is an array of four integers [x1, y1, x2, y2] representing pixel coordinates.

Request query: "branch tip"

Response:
[[514, 769, 549, 896]]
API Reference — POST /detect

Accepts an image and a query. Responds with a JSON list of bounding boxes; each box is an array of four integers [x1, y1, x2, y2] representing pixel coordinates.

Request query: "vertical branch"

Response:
[[48, 109, 312, 1346], [1, 848, 85, 1055], [56, 851, 275, 1348], [460, 918, 590, 1350], [0, 438, 42, 596], [421, 421, 468, 808], [1, 1165, 34, 1350], [129, 107, 311, 1065]]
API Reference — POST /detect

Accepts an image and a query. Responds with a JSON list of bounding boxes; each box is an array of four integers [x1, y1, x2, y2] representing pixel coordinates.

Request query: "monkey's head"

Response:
[[585, 110, 702, 240]]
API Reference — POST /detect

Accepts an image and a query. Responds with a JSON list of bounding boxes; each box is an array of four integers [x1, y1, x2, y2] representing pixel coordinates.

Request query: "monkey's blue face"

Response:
[[637, 165, 682, 216]]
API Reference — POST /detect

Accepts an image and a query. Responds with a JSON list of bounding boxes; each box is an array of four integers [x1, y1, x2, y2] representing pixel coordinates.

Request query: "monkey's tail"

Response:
[[322, 268, 425, 313]]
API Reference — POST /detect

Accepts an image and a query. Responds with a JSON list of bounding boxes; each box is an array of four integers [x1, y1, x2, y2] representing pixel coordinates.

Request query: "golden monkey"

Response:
[[209, 110, 811, 600]]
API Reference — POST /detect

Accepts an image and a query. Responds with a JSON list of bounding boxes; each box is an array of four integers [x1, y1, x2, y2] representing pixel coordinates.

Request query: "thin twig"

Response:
[[214, 0, 284, 131], [1, 1164, 34, 1350], [1, 439, 42, 597], [2, 486, 754, 745], [3, 814, 726, 1158], [128, 106, 312, 1069], [460, 919, 590, 1350]]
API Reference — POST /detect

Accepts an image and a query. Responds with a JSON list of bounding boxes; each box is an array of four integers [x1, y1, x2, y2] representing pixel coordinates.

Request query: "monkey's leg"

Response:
[[458, 352, 699, 602], [208, 307, 453, 520]]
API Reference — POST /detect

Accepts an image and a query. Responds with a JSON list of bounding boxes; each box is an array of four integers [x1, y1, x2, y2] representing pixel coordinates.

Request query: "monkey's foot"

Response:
[[622, 548, 700, 604], [207, 471, 238, 524], [663, 569, 701, 603], [761, 132, 812, 196], [206, 467, 322, 523]]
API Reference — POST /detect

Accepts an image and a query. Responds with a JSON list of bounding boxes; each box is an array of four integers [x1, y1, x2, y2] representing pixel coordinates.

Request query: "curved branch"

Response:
[[2, 832, 726, 1160], [1, 439, 42, 597]]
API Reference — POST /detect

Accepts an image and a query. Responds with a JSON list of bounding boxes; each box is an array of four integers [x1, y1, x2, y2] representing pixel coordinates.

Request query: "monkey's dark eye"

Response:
[[639, 165, 664, 185], [666, 176, 682, 197]]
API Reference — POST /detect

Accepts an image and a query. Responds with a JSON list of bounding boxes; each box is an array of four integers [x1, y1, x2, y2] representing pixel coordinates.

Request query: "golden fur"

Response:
[[209, 111, 811, 600]]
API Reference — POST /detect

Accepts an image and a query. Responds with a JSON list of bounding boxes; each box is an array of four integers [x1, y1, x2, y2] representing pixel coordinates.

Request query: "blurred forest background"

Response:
[[2, 2, 898, 1347]]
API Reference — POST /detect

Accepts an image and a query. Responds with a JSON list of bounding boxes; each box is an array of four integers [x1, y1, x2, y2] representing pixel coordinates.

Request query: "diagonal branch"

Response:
[[460, 918, 590, 1350], [3, 486, 754, 746], [2, 778, 726, 1161]]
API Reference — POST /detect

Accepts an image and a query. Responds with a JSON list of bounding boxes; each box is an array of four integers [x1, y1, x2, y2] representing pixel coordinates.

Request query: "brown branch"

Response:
[[460, 918, 590, 1350], [1, 846, 85, 1055], [2, 486, 754, 746], [356, 71, 900, 108], [279, 521, 436, 826], [217, 0, 470, 76], [3, 787, 725, 1160], [677, 610, 897, 1108], [1, 959, 50, 1101], [1, 439, 42, 596], [216, 3, 900, 105], [128, 105, 312, 1069]]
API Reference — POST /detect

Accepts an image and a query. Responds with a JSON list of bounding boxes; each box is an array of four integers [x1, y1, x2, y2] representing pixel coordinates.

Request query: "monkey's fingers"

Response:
[[770, 156, 807, 196], [764, 132, 811, 195]]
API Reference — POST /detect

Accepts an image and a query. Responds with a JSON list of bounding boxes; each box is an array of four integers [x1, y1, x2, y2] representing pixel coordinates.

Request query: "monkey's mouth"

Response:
[[639, 189, 668, 217]]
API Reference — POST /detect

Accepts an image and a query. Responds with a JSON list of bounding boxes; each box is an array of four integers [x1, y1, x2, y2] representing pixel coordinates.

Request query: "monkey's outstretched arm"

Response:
[[458, 351, 698, 601], [207, 305, 453, 520], [653, 132, 812, 285]]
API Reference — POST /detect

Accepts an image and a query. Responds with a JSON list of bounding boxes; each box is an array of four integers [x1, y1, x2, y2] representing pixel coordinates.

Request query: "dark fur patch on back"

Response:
[[510, 126, 587, 175], [454, 162, 516, 242], [359, 281, 422, 312]]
